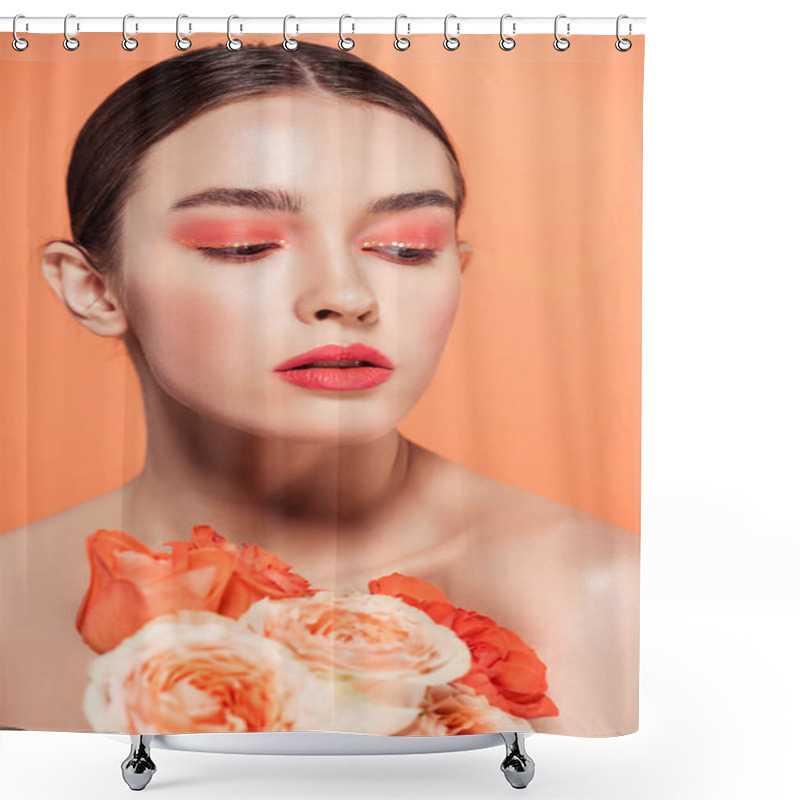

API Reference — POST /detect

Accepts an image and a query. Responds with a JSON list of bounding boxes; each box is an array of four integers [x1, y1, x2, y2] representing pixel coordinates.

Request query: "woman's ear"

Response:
[[40, 241, 129, 337], [457, 240, 474, 275]]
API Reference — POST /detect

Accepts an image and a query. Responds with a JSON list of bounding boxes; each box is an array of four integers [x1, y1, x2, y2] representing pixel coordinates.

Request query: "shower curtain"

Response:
[[0, 27, 644, 739]]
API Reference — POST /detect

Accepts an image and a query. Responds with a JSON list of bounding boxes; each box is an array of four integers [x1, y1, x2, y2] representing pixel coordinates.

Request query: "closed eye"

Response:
[[193, 243, 439, 265], [362, 245, 439, 265], [195, 243, 281, 263]]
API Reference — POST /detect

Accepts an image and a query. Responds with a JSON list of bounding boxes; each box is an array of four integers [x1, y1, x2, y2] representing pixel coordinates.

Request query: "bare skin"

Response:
[[0, 439, 639, 736]]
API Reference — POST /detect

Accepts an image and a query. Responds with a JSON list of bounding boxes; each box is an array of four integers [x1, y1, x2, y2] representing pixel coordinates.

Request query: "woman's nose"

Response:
[[295, 249, 379, 325], [312, 290, 378, 323]]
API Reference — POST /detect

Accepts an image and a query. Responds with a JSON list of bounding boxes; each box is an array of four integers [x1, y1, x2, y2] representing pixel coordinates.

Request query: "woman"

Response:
[[0, 42, 638, 735]]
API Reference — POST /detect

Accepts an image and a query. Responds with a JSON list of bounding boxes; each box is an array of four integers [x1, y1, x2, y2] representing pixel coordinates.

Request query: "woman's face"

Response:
[[119, 92, 472, 442]]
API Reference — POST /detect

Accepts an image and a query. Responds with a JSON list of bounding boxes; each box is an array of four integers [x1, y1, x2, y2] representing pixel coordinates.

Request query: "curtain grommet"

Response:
[[63, 13, 80, 51], [339, 14, 355, 50], [283, 15, 299, 51], [615, 15, 633, 51], [121, 14, 139, 51], [227, 15, 243, 51], [554, 14, 570, 51], [175, 14, 192, 50], [443, 14, 460, 51], [12, 14, 29, 51], [499, 14, 516, 50], [394, 15, 411, 51]]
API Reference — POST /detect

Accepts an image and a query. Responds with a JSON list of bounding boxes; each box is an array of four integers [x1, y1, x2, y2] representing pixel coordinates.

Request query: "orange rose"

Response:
[[368, 573, 559, 720], [76, 526, 317, 654], [82, 610, 335, 733], [75, 529, 238, 654], [187, 526, 316, 617], [395, 681, 537, 735]]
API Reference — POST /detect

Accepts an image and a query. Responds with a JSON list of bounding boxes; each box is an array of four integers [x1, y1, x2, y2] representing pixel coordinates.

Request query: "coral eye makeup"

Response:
[[359, 216, 451, 252], [169, 218, 288, 249]]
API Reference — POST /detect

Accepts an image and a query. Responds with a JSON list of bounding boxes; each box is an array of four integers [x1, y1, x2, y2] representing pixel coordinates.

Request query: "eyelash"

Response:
[[195, 244, 280, 263], [194, 244, 439, 265], [361, 245, 439, 265]]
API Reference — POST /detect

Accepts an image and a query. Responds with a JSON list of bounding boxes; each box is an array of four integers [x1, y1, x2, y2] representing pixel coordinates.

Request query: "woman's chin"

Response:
[[238, 418, 400, 444]]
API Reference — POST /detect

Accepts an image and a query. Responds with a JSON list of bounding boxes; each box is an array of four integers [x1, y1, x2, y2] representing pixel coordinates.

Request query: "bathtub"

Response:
[[103, 731, 536, 790]]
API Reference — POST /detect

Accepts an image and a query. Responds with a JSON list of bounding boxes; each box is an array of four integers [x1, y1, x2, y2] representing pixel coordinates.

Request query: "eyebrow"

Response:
[[167, 187, 456, 216]]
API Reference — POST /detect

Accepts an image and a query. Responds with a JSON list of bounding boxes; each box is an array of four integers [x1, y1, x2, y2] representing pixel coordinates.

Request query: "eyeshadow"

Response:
[[169, 219, 289, 246]]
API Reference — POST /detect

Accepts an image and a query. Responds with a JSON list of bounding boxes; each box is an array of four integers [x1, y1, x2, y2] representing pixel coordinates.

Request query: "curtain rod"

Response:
[[2, 16, 646, 36]]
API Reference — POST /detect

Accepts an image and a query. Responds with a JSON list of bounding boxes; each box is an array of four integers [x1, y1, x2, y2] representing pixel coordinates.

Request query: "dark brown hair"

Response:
[[54, 41, 467, 298]]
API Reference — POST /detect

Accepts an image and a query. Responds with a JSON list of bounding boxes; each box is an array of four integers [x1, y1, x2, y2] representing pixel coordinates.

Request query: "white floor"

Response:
[[2, 597, 796, 799]]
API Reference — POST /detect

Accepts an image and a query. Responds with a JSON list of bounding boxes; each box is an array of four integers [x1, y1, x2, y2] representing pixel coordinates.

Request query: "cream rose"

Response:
[[82, 610, 335, 733], [239, 590, 473, 734], [396, 682, 538, 735]]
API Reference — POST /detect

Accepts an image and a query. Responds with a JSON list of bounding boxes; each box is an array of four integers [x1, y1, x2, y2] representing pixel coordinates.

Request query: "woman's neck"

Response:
[[116, 387, 434, 575], [127, 430, 413, 533]]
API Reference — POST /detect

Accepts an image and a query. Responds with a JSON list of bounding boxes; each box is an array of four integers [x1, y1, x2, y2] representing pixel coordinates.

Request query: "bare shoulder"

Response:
[[0, 487, 127, 731], [1, 484, 128, 644], [2, 484, 127, 546], [465, 472, 640, 586], [435, 463, 641, 736], [409, 440, 639, 579]]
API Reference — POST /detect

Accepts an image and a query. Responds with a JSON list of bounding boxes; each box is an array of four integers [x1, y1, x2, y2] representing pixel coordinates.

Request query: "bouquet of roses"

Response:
[[75, 525, 559, 735]]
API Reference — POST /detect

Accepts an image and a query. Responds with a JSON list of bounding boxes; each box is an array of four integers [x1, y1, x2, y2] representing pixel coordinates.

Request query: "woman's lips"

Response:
[[273, 343, 394, 391]]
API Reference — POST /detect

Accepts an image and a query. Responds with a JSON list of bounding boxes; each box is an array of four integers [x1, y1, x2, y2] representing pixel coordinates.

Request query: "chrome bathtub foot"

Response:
[[499, 732, 535, 789], [121, 735, 157, 790]]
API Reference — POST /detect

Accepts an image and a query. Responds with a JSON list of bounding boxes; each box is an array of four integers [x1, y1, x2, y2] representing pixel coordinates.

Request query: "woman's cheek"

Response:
[[404, 270, 461, 365], [423, 271, 462, 344], [131, 281, 249, 394]]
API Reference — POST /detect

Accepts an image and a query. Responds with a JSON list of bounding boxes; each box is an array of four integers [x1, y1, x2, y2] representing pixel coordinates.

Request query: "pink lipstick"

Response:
[[273, 343, 394, 391]]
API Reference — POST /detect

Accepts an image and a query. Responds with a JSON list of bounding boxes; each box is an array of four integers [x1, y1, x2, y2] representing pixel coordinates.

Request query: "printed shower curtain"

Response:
[[0, 27, 644, 738]]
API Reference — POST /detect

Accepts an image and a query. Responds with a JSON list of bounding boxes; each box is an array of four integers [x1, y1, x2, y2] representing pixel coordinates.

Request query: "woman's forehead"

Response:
[[147, 94, 450, 171], [130, 94, 456, 214]]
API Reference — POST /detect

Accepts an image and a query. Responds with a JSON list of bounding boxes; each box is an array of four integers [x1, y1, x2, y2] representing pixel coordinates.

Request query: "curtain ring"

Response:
[[283, 15, 299, 50], [175, 14, 192, 50], [443, 14, 460, 51], [122, 14, 139, 51], [63, 13, 80, 51], [394, 15, 410, 51], [615, 14, 632, 51], [339, 14, 355, 50], [554, 14, 571, 51], [499, 14, 515, 50], [12, 14, 29, 51], [227, 15, 243, 50]]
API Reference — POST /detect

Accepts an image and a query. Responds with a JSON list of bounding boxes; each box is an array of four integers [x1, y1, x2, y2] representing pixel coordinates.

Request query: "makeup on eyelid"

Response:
[[170, 219, 290, 248], [168, 215, 452, 252], [359, 218, 451, 250]]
